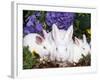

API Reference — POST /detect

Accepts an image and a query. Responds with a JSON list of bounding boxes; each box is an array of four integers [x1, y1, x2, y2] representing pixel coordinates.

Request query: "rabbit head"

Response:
[[74, 34, 91, 56], [23, 33, 51, 58], [52, 24, 73, 61]]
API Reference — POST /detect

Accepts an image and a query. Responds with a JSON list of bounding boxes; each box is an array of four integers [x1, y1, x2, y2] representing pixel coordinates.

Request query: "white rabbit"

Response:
[[72, 34, 91, 63], [51, 24, 74, 62], [43, 29, 56, 61], [23, 32, 52, 59]]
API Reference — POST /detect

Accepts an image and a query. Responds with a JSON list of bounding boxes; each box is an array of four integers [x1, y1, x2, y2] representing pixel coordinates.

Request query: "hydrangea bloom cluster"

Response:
[[46, 12, 75, 30], [23, 11, 43, 36], [23, 11, 75, 36]]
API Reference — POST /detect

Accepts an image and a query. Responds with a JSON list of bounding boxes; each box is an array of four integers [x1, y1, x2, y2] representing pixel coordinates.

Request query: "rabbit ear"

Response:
[[64, 25, 73, 41], [83, 34, 87, 43], [35, 35, 44, 45], [68, 25, 73, 39], [43, 29, 48, 38], [52, 24, 60, 40], [75, 37, 81, 46]]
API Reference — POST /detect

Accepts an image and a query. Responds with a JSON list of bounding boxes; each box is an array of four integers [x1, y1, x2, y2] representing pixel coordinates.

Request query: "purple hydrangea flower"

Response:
[[36, 22, 43, 32], [26, 15, 36, 27], [46, 12, 75, 30], [23, 11, 43, 36], [34, 11, 41, 17], [23, 26, 36, 35]]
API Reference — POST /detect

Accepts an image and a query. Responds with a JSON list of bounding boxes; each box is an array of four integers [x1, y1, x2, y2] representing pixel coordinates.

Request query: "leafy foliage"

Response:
[[73, 13, 91, 43], [23, 46, 40, 69]]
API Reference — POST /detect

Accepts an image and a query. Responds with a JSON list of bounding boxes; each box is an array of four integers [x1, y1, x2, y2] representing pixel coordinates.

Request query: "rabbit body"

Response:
[[70, 35, 91, 63], [50, 24, 74, 62]]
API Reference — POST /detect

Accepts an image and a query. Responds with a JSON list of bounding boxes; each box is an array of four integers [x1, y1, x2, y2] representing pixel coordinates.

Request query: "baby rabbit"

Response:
[[42, 29, 56, 60], [23, 31, 52, 59], [51, 24, 74, 62], [72, 34, 91, 63]]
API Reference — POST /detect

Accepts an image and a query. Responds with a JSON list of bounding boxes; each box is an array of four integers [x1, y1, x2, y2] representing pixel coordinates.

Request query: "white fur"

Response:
[[23, 33, 52, 58], [72, 34, 91, 63], [43, 29, 56, 60], [51, 24, 74, 61]]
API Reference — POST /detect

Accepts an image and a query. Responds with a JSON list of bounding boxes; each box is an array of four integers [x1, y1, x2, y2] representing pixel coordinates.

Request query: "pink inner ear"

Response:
[[36, 36, 43, 45]]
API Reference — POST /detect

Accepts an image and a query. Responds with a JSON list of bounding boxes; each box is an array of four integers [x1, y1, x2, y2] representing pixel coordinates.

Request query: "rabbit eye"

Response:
[[43, 46, 46, 49], [82, 47, 85, 50], [56, 48, 57, 50]]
